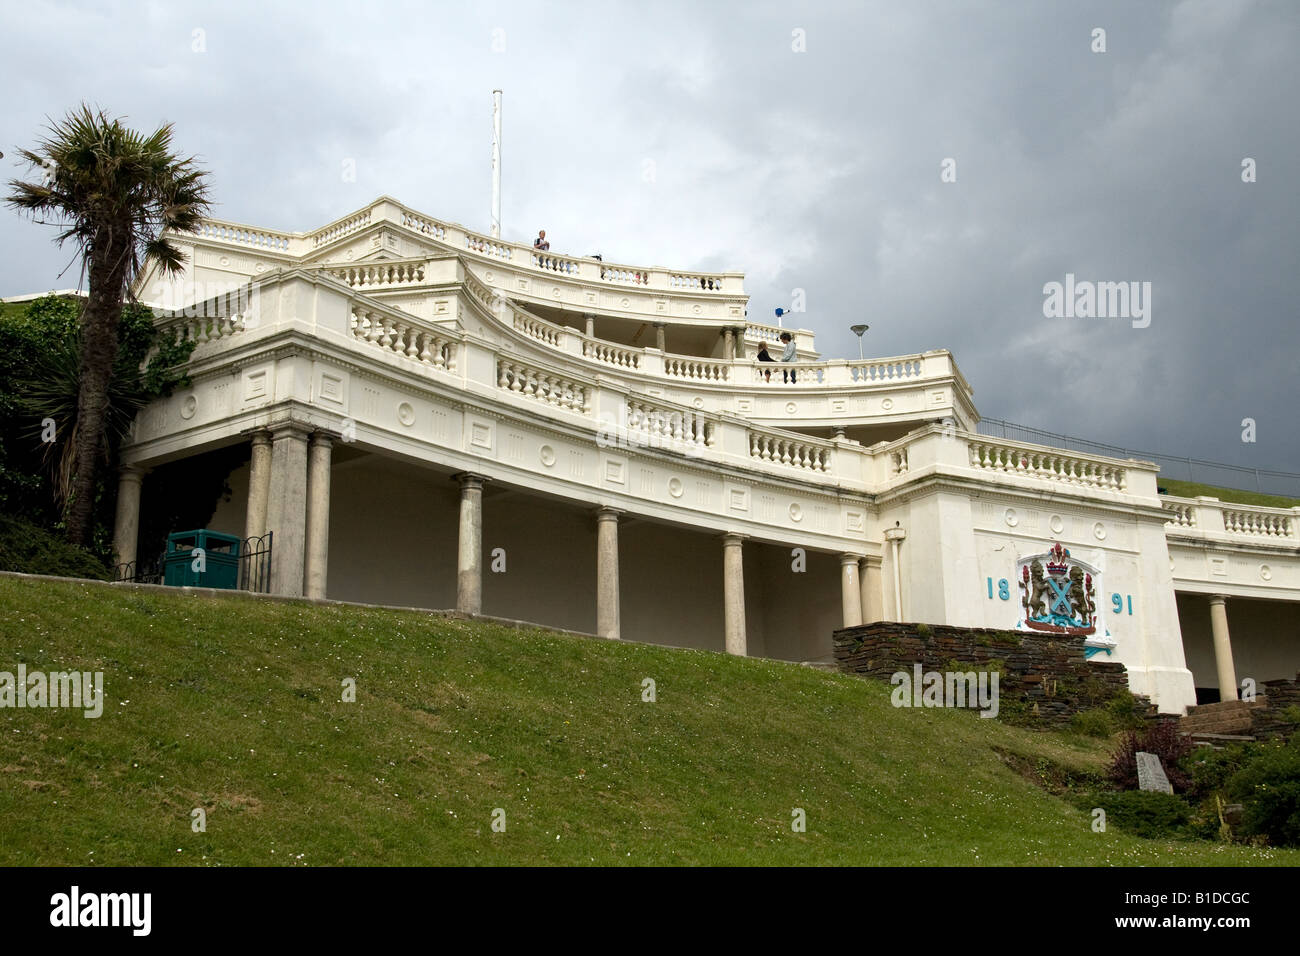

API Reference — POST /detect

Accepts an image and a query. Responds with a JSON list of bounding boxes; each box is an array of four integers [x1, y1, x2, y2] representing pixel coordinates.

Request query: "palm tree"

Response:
[[6, 105, 211, 546]]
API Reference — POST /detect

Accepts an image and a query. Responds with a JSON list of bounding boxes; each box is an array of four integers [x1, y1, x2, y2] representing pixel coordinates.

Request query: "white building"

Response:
[[112, 196, 1299, 714]]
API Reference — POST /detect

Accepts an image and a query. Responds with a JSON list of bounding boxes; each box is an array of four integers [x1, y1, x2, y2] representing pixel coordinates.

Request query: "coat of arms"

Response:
[[1017, 542, 1097, 635]]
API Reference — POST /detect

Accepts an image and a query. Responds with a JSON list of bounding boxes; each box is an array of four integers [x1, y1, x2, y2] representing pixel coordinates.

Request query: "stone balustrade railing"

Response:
[[1161, 495, 1298, 541], [748, 429, 833, 473], [350, 305, 457, 371], [157, 310, 252, 346], [626, 397, 716, 450], [197, 221, 293, 253], [665, 357, 731, 382], [330, 260, 427, 290], [968, 438, 1127, 491], [497, 359, 589, 414], [584, 339, 640, 370], [312, 210, 373, 248], [400, 210, 446, 240], [195, 198, 741, 295], [532, 251, 582, 275], [513, 312, 564, 348], [1162, 498, 1196, 528], [1223, 506, 1294, 538]]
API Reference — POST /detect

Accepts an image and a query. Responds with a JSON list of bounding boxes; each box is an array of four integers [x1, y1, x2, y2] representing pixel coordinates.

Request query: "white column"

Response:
[[1208, 595, 1238, 702], [244, 429, 272, 543], [860, 555, 884, 623], [722, 533, 746, 655], [596, 507, 621, 639], [654, 321, 666, 352], [723, 328, 734, 359], [585, 313, 595, 337], [840, 554, 864, 628], [267, 423, 310, 597], [884, 527, 906, 622], [456, 473, 486, 614], [304, 432, 333, 600], [112, 464, 145, 571]]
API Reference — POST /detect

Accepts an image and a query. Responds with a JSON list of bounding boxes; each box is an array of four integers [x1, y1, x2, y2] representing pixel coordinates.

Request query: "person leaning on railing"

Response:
[[779, 332, 797, 383], [755, 339, 774, 381]]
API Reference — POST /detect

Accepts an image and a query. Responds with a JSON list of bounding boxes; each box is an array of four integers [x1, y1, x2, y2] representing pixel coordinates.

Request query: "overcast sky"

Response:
[[2, 1, 1297, 477]]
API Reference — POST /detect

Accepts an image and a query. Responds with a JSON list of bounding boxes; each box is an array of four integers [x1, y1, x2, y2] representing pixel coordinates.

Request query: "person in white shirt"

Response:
[[779, 332, 797, 383]]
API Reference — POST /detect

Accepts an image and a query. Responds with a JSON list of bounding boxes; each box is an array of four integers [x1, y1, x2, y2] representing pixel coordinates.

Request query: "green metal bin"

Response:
[[162, 529, 241, 589]]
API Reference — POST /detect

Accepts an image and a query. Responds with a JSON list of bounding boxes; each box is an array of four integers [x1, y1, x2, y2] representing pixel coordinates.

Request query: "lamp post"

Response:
[[850, 324, 869, 360]]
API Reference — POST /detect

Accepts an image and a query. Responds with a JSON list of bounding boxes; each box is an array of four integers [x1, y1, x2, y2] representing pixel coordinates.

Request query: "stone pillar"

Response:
[[840, 554, 864, 628], [723, 328, 734, 359], [455, 473, 486, 615], [654, 321, 666, 352], [884, 527, 907, 621], [860, 556, 884, 623], [112, 464, 145, 571], [595, 507, 621, 639], [244, 429, 273, 543], [1208, 595, 1238, 702], [266, 423, 310, 597], [585, 313, 595, 337], [304, 432, 333, 600], [722, 533, 746, 655]]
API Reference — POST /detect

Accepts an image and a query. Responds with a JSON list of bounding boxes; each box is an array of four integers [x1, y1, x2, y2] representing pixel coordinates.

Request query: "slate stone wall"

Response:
[[833, 620, 1138, 724]]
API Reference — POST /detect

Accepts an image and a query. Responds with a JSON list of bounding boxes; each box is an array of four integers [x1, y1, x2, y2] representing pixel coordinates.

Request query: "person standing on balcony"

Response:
[[779, 331, 797, 383], [534, 229, 550, 251], [756, 339, 774, 381]]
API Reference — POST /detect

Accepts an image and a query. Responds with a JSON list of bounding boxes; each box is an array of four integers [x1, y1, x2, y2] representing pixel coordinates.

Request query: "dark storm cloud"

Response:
[[2, 0, 1296, 471]]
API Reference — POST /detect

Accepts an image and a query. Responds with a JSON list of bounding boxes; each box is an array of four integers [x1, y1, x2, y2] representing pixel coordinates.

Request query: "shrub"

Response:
[[1107, 719, 1192, 792], [1224, 738, 1300, 847], [0, 514, 111, 580], [1105, 693, 1151, 732], [1092, 790, 1195, 840], [1069, 708, 1115, 738]]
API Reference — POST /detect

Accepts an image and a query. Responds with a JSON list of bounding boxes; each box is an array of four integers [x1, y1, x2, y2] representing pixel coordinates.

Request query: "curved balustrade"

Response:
[[665, 357, 730, 382], [350, 307, 456, 371], [599, 266, 649, 286], [626, 399, 715, 449], [852, 359, 922, 381], [466, 234, 513, 259], [748, 431, 832, 472], [513, 312, 564, 348], [670, 273, 724, 291], [497, 360, 588, 413], [584, 340, 640, 370], [969, 440, 1126, 491], [1223, 508, 1294, 538], [197, 222, 291, 252], [331, 261, 426, 290], [748, 363, 825, 384], [160, 311, 251, 345], [533, 252, 580, 275], [401, 211, 446, 239], [312, 211, 372, 248]]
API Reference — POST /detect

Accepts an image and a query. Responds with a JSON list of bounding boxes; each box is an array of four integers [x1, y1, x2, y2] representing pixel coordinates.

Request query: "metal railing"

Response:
[[976, 417, 1300, 498], [113, 532, 273, 594]]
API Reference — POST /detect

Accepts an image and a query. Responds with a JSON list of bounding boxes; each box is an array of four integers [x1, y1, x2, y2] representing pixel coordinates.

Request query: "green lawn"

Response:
[[1159, 479, 1299, 510], [0, 574, 1294, 866]]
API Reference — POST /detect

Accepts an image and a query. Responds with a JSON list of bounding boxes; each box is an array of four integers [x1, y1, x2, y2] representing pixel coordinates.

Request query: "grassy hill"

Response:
[[0, 574, 1295, 866], [1158, 479, 1299, 510]]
